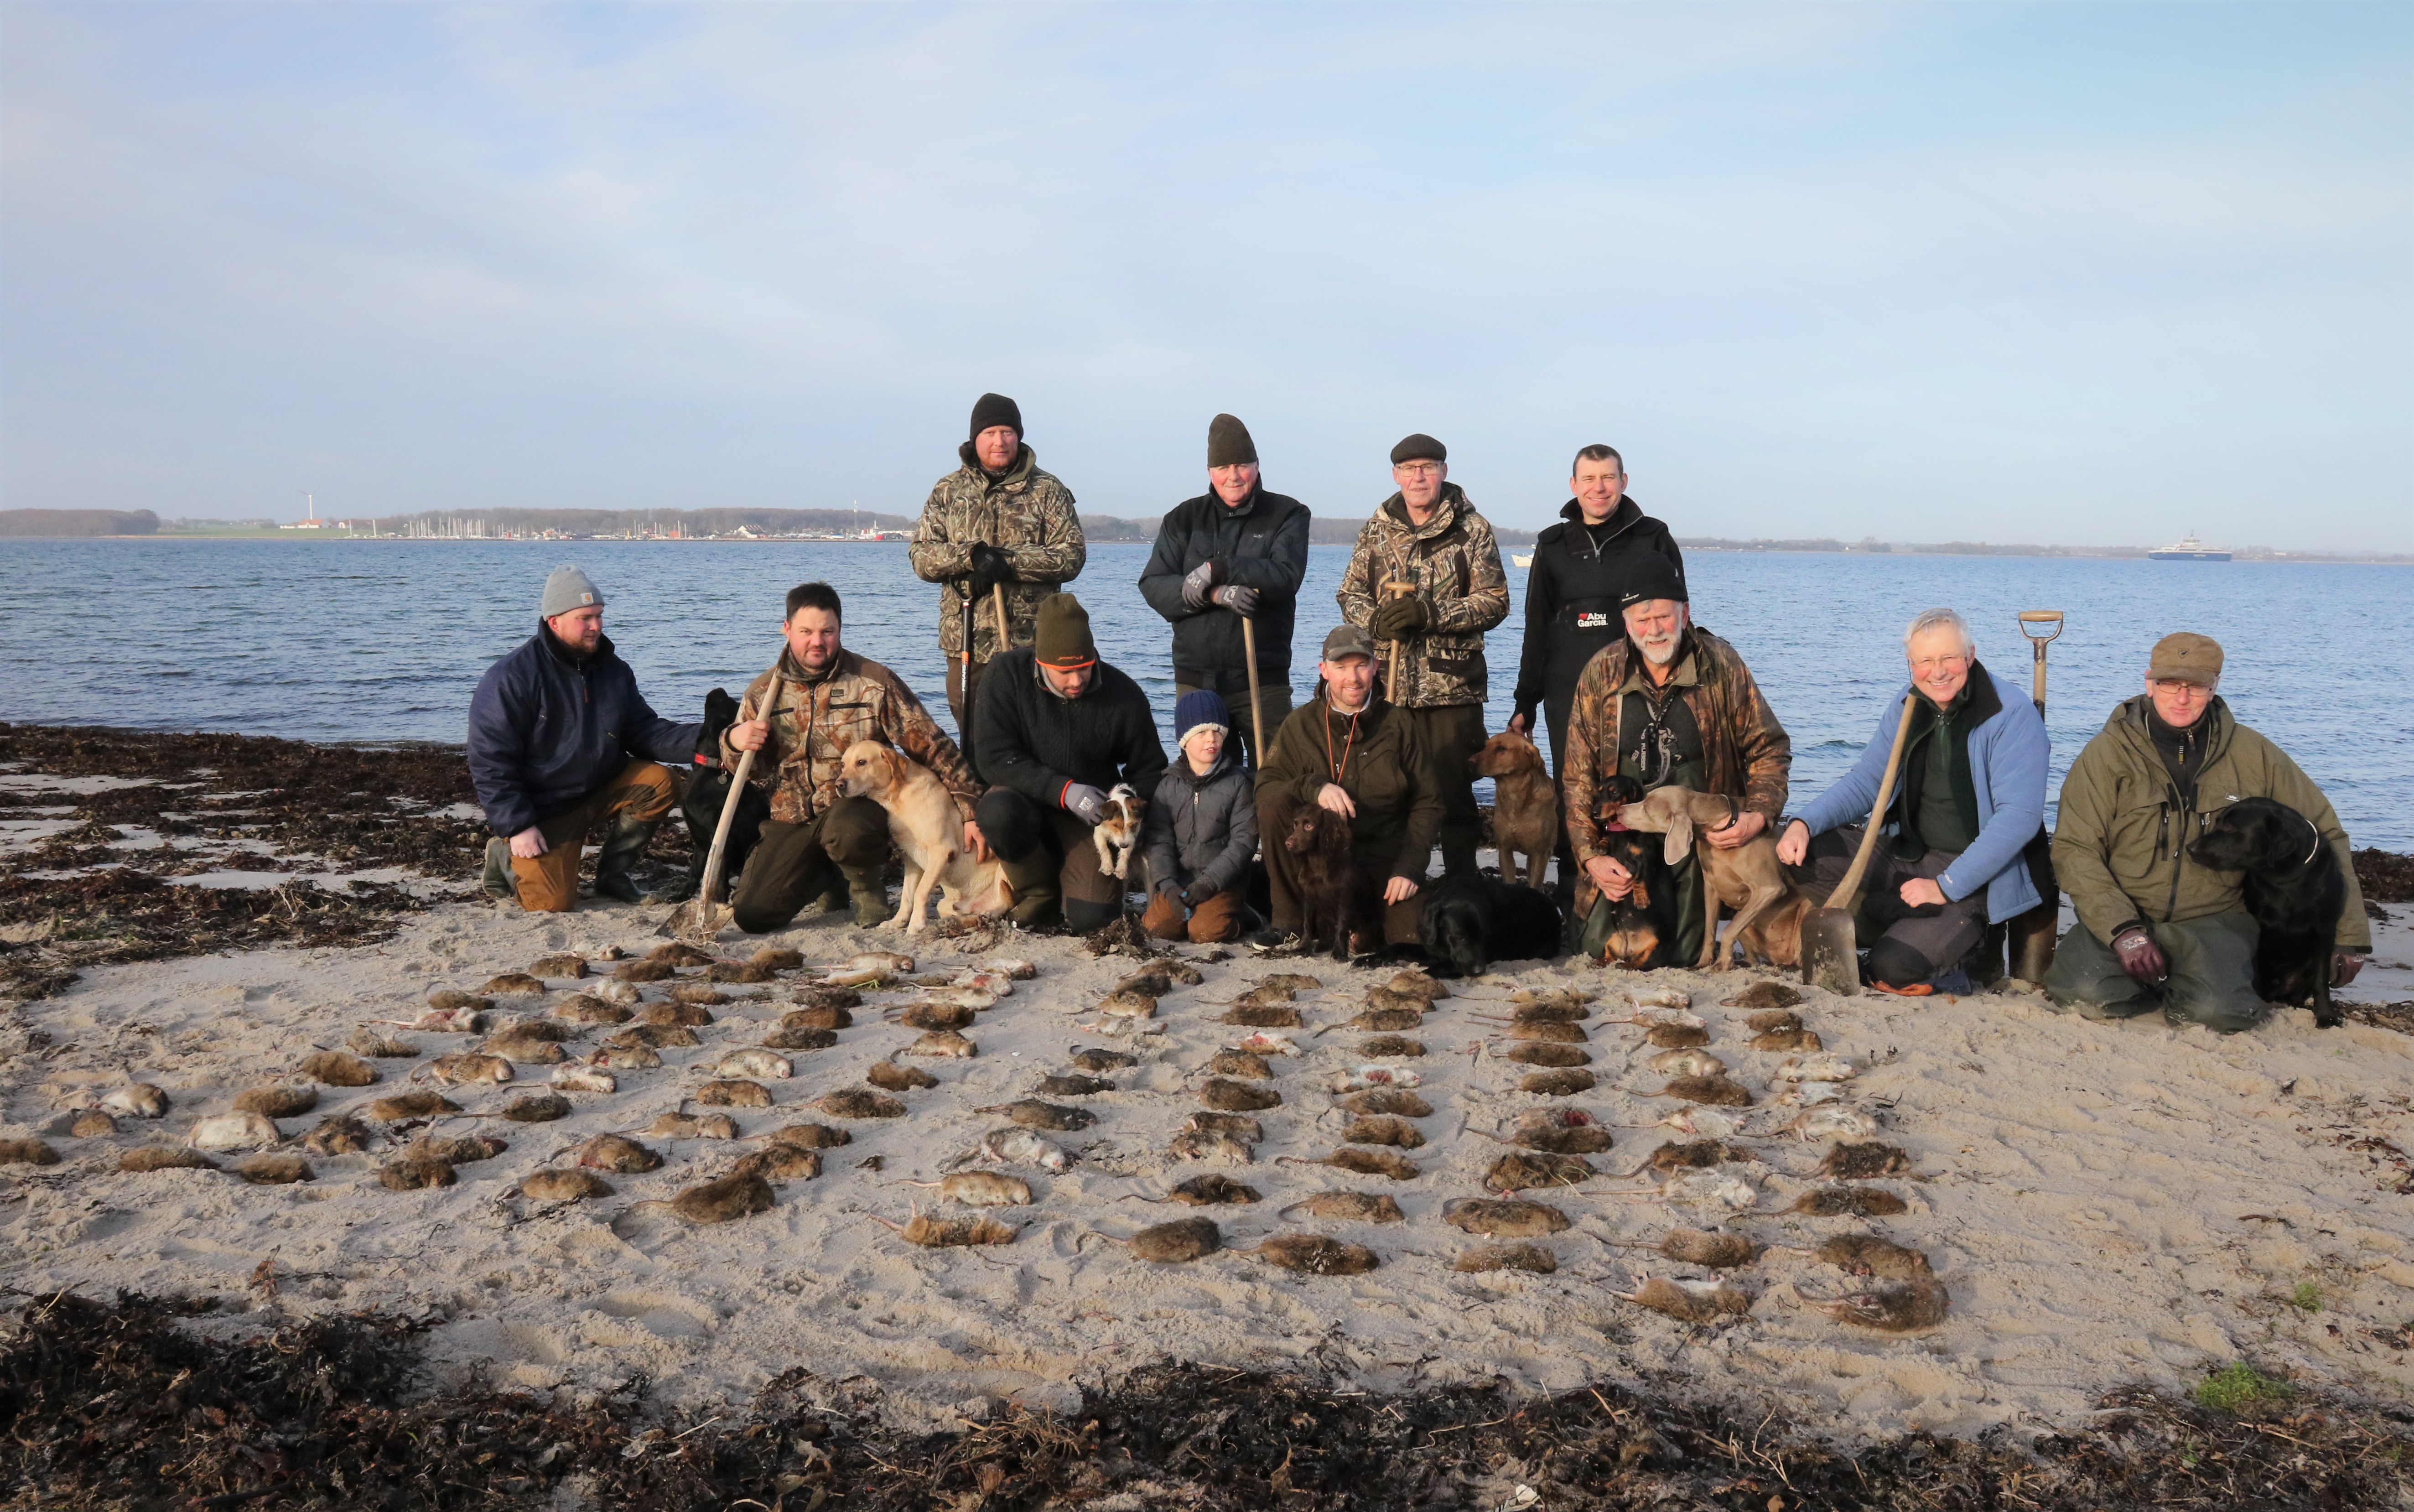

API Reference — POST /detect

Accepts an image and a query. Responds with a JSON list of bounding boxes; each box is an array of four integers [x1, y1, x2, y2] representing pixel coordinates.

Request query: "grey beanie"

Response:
[[540, 566, 604, 619]]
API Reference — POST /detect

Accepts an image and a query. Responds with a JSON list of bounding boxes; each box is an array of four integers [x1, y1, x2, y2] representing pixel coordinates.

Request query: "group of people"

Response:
[[464, 394, 2372, 1033]]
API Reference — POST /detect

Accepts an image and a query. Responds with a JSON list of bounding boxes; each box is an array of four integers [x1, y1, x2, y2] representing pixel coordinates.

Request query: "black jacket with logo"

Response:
[[1511, 496, 1685, 746], [1137, 485, 1312, 688]]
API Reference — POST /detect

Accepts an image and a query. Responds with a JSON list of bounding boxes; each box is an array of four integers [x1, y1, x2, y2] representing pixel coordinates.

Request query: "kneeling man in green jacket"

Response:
[[2048, 632, 2369, 1031]]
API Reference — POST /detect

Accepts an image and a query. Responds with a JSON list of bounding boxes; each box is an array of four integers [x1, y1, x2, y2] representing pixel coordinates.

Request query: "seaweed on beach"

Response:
[[2355, 848, 2414, 905], [1, 1291, 2405, 1511]]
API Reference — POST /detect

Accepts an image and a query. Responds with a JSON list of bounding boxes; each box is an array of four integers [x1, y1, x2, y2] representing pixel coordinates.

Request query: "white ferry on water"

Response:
[[2149, 533, 2230, 562]]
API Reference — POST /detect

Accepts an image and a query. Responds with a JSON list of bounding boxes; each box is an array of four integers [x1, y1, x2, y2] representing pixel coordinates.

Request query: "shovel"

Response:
[[2005, 610, 2065, 982], [665, 666, 785, 941], [1801, 696, 1919, 995], [1241, 616, 1268, 768], [1381, 579, 1417, 702]]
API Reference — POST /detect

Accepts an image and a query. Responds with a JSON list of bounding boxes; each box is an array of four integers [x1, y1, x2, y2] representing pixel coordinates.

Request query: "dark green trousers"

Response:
[[1404, 703, 1488, 878], [730, 797, 893, 934], [2045, 911, 2267, 1033]]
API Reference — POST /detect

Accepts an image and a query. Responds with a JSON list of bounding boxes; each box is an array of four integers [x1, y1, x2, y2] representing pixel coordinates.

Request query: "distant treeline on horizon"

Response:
[[2, 507, 2404, 563]]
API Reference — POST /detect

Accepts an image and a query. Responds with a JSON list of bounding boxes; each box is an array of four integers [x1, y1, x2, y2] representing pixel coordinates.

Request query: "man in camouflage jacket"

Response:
[[909, 392, 1086, 765], [722, 582, 985, 932], [1335, 433, 1509, 877], [1561, 560, 1791, 963]]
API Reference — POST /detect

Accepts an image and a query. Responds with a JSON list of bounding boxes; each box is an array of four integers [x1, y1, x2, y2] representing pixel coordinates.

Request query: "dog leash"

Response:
[[1323, 703, 1361, 784]]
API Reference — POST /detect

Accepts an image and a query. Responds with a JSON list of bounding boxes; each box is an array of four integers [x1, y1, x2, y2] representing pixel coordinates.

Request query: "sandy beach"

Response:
[[8, 734, 2414, 1453]]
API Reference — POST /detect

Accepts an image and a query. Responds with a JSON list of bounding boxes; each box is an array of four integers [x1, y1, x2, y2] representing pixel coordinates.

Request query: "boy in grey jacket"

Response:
[[1141, 691, 1258, 943]]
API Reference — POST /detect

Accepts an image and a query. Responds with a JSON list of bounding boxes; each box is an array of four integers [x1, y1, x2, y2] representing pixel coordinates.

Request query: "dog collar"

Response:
[[1723, 794, 1740, 830]]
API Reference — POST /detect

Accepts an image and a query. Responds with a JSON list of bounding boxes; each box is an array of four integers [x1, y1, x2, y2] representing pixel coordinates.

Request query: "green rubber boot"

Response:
[[481, 837, 516, 903], [593, 815, 659, 904], [840, 864, 891, 928], [1001, 851, 1062, 931]]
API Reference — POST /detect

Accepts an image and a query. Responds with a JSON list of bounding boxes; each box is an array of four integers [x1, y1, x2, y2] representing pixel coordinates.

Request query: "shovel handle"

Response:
[[1381, 579, 1416, 702], [1828, 695, 1920, 916], [2019, 610, 2062, 715], [698, 671, 783, 907], [1241, 617, 1267, 766]]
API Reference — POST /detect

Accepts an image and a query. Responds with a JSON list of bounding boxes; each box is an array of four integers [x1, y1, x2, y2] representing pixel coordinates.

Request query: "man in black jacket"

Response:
[[1509, 445, 1685, 900], [1137, 413, 1311, 771], [974, 593, 1169, 932]]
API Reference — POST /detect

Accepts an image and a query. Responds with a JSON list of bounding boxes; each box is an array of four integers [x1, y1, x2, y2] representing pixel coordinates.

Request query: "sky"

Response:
[[2, 2, 2408, 549]]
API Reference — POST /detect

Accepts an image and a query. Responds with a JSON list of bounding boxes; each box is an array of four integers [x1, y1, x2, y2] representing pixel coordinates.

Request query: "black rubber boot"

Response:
[[840, 864, 891, 928], [481, 837, 516, 902], [593, 815, 659, 904]]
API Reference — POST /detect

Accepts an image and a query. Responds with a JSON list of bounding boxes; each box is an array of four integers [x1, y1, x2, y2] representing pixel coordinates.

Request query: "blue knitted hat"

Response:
[[1174, 689, 1230, 749]]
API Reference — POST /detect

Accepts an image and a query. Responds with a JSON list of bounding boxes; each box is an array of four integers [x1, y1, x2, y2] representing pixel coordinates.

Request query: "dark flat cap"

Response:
[[1389, 434, 1446, 466]]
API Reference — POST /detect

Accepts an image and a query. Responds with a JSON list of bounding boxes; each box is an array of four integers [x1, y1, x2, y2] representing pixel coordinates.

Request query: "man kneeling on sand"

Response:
[[720, 582, 987, 932], [468, 566, 705, 911]]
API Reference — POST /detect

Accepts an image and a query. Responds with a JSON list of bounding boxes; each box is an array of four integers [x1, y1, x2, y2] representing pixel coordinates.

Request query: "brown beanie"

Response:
[[1390, 433, 1446, 466], [2148, 632, 2222, 685], [1207, 413, 1257, 468], [1033, 593, 1097, 668]]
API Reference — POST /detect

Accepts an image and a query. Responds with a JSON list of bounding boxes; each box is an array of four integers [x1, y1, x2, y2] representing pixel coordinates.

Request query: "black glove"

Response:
[[1181, 879, 1217, 908], [968, 543, 1015, 597], [2111, 925, 2168, 985], [696, 686, 740, 762], [1211, 584, 1260, 616], [1371, 595, 1428, 639]]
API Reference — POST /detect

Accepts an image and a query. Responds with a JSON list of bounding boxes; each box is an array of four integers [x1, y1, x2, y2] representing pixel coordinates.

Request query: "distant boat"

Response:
[[1511, 552, 1533, 568], [2149, 534, 2231, 561]]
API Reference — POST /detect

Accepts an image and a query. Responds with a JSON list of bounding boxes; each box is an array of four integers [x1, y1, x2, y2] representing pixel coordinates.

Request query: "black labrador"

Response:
[[1419, 873, 1564, 978], [679, 687, 769, 899], [2188, 796, 2347, 1028]]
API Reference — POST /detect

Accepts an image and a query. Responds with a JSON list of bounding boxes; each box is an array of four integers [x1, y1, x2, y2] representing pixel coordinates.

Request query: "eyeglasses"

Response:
[[1395, 462, 1443, 477], [1909, 655, 1968, 673]]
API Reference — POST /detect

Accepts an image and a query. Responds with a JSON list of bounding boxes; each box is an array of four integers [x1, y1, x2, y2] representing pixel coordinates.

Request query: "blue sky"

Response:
[[3, 2, 2407, 548]]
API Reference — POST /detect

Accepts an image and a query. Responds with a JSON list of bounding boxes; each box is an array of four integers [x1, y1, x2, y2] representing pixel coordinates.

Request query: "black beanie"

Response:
[[1617, 553, 1689, 610], [1390, 433, 1446, 466], [969, 392, 1023, 442], [1207, 413, 1258, 468]]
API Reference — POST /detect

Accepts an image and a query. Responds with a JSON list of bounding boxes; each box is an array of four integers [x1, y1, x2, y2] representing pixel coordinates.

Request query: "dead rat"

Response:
[[590, 1044, 661, 1070], [1222, 1004, 1303, 1028], [1598, 1169, 1760, 1211], [1383, 970, 1447, 1001], [1205, 1049, 1272, 1080], [1338, 1088, 1432, 1118], [1647, 1048, 1728, 1078], [616, 960, 678, 983], [1358, 1035, 1427, 1058], [1750, 1028, 1822, 1052], [1071, 1046, 1137, 1072], [732, 1146, 822, 1181], [790, 985, 862, 1010], [1722, 982, 1802, 1011], [1283, 1148, 1419, 1181], [425, 988, 494, 1014], [703, 959, 778, 985], [550, 1065, 617, 1094], [784, 1004, 853, 1032], [1257, 972, 1324, 992], [640, 1001, 717, 1027], [647, 942, 716, 966], [1034, 1072, 1114, 1096], [404, 1133, 507, 1165], [1520, 1069, 1597, 1096], [1096, 989, 1159, 1019], [529, 952, 590, 978], [1744, 1008, 1802, 1033], [1281, 1192, 1405, 1224], [571, 1133, 662, 1173], [895, 1171, 1031, 1206], [187, 1112, 280, 1151], [1168, 1130, 1254, 1165], [1187, 1112, 1263, 1143], [481, 972, 546, 996], [668, 985, 732, 1008], [483, 1036, 566, 1066], [1782, 1107, 1882, 1142], [1605, 1227, 1760, 1269], [753, 946, 805, 972], [873, 1209, 1016, 1247], [1455, 1243, 1556, 1274], [520, 1168, 611, 1201], [867, 1060, 938, 1092], [762, 1026, 837, 1052], [641, 1112, 740, 1140], [907, 1029, 977, 1059], [1484, 1152, 1595, 1191], [1801, 1276, 1950, 1331], [609, 1024, 700, 1050], [1643, 1024, 1711, 1049], [1443, 1198, 1571, 1238], [1813, 1142, 1917, 1181], [1330, 1007, 1423, 1034], [234, 1085, 317, 1118], [1363, 986, 1433, 1015], [69, 1111, 116, 1139], [299, 1050, 379, 1087], [1614, 1275, 1754, 1321], [367, 1091, 460, 1121], [1235, 1032, 1299, 1057], [972, 1127, 1068, 1172], [420, 1055, 514, 1086], [1093, 1216, 1222, 1263], [1507, 1044, 1593, 1068], [1489, 1109, 1614, 1156], [1223, 983, 1296, 1008], [302, 1115, 372, 1155], [1652, 1076, 1752, 1107], [1339, 1115, 1424, 1149], [714, 1048, 793, 1081], [1507, 999, 1589, 1024], [379, 1158, 456, 1190], [1788, 1186, 1909, 1217], [627, 1170, 775, 1223], [1505, 1021, 1587, 1045], [347, 1027, 422, 1057], [1792, 1233, 1932, 1278], [1200, 1078, 1281, 1112], [696, 1079, 774, 1109], [1234, 1234, 1379, 1275], [977, 1099, 1094, 1131], [896, 1001, 974, 1031], [120, 1146, 215, 1173], [1158, 1173, 1260, 1205], [1608, 1140, 1751, 1180], [767, 1122, 851, 1150], [0, 1138, 62, 1167]]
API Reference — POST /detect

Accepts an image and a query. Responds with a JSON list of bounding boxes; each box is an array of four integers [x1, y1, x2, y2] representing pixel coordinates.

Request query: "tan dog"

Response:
[[1471, 729, 1558, 890], [1091, 784, 1145, 881], [838, 741, 1012, 933], [1612, 786, 1803, 971]]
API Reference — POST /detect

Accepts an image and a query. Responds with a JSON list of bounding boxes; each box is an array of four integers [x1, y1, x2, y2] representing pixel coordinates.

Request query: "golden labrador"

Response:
[[1470, 728, 1558, 890], [838, 741, 1012, 933]]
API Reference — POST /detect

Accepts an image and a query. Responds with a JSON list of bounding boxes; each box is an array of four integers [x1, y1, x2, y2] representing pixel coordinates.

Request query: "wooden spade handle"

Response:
[[698, 670, 784, 907], [1381, 579, 1416, 701], [1828, 695, 1919, 916]]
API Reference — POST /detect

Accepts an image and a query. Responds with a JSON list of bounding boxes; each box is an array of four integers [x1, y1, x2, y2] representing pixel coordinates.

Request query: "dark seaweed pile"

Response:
[[0, 725, 557, 1005], [0, 1292, 2404, 1511], [2357, 849, 2414, 906]]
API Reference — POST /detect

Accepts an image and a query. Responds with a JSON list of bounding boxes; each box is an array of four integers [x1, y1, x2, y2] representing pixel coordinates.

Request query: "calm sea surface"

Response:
[[2, 539, 2408, 849]]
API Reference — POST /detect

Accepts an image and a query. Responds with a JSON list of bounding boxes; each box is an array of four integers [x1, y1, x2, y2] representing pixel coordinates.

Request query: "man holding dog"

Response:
[[469, 566, 704, 912], [1337, 434, 1508, 879], [973, 592, 1168, 933], [909, 392, 1088, 762], [1251, 624, 1442, 956], [1138, 413, 1312, 772], [1775, 608, 2050, 992], [2045, 633, 2369, 1031], [1561, 557, 1791, 966], [719, 582, 986, 933]]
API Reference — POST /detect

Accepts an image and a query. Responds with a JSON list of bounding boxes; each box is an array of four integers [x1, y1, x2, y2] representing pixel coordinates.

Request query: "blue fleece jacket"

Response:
[[466, 627, 702, 837], [1794, 665, 2049, 925]]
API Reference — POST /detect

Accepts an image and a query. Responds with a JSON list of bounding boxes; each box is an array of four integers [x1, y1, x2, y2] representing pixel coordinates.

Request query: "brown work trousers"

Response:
[[1256, 788, 1425, 949], [1141, 885, 1249, 944], [510, 759, 676, 913]]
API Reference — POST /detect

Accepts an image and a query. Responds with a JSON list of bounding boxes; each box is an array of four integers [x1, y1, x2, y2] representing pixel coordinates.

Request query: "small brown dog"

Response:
[[1471, 729, 1558, 890], [1282, 803, 1359, 961], [1612, 786, 1803, 971], [839, 741, 1012, 933]]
